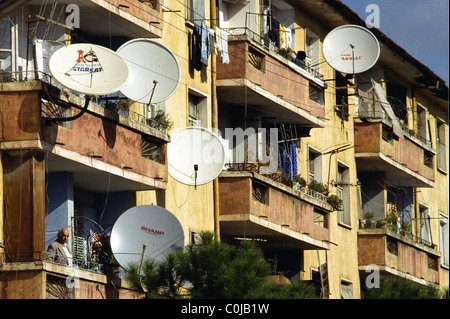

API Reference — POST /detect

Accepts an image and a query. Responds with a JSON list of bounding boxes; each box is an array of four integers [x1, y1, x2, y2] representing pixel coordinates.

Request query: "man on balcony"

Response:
[[47, 228, 73, 266]]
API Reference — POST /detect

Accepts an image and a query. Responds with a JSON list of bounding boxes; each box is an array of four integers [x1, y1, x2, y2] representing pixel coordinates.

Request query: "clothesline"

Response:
[[191, 22, 230, 71], [188, 11, 302, 70]]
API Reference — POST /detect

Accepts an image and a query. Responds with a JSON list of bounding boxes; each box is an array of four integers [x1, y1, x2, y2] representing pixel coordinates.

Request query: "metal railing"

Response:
[[292, 182, 329, 204], [359, 222, 436, 250], [0, 250, 105, 274], [44, 251, 105, 274], [225, 162, 330, 205], [1, 70, 168, 134], [223, 26, 324, 80]]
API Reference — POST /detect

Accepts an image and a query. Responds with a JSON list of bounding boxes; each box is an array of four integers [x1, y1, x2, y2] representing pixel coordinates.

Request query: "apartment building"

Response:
[[0, 0, 448, 299]]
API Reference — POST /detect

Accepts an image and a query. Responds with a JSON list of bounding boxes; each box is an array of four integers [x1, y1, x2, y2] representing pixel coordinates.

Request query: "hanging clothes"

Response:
[[214, 26, 222, 54], [268, 17, 280, 48], [192, 24, 203, 70], [279, 24, 286, 49], [220, 29, 230, 64], [290, 140, 298, 177], [200, 22, 210, 66], [278, 140, 297, 179], [261, 8, 269, 46], [284, 27, 292, 50]]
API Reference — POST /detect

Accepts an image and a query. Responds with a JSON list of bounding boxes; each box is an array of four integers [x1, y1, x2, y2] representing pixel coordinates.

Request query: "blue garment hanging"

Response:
[[200, 22, 210, 66], [290, 140, 297, 176]]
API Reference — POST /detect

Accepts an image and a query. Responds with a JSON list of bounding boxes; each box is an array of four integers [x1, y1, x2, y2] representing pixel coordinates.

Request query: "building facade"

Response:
[[0, 0, 448, 299]]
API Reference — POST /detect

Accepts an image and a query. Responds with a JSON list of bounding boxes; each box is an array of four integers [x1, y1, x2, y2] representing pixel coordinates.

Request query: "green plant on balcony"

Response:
[[150, 110, 174, 132], [327, 194, 343, 211], [383, 213, 398, 232], [292, 174, 307, 187], [363, 211, 376, 228], [308, 179, 330, 196], [399, 221, 411, 237], [279, 47, 295, 61], [92, 232, 120, 276]]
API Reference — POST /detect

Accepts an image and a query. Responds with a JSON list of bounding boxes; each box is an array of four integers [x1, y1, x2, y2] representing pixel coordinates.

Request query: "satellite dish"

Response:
[[168, 127, 226, 187], [116, 38, 181, 104], [322, 24, 380, 74], [49, 43, 128, 95], [110, 205, 185, 268]]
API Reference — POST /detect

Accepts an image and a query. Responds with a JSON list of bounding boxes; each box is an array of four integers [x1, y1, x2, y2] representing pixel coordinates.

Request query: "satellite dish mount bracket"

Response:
[[45, 95, 91, 125]]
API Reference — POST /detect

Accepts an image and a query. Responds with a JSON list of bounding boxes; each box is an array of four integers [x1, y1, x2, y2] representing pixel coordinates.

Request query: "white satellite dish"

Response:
[[110, 205, 185, 268], [116, 38, 181, 104], [168, 127, 226, 187], [322, 24, 380, 74], [49, 43, 128, 95]]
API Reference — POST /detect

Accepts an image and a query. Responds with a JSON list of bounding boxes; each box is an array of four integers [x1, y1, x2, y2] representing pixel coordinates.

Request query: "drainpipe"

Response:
[[211, 0, 220, 241]]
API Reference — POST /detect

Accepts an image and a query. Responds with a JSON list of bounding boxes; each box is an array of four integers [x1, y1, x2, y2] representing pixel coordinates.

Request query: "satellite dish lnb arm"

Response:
[[45, 95, 92, 125]]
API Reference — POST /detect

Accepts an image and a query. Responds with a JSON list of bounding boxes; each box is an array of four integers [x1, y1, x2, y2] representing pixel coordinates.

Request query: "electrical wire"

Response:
[[2, 0, 447, 223]]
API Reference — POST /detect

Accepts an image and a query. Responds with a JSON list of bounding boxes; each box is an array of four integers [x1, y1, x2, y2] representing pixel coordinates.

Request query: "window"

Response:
[[340, 279, 354, 299], [141, 135, 163, 163], [0, 17, 14, 81], [313, 208, 328, 228], [188, 94, 200, 126], [385, 73, 408, 123], [337, 163, 351, 226], [416, 105, 427, 143], [382, 124, 394, 144], [309, 83, 324, 105], [191, 230, 203, 245], [437, 120, 447, 172], [419, 205, 431, 244], [427, 254, 439, 271], [305, 29, 320, 77], [248, 47, 265, 72], [335, 72, 349, 121], [424, 150, 434, 168], [440, 213, 449, 268], [308, 147, 322, 183], [188, 88, 207, 127], [252, 182, 269, 205], [387, 237, 398, 256], [186, 0, 205, 22]]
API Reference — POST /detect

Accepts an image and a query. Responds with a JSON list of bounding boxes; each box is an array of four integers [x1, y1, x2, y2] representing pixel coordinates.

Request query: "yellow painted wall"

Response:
[[414, 92, 449, 292], [136, 0, 216, 246], [294, 7, 361, 299]]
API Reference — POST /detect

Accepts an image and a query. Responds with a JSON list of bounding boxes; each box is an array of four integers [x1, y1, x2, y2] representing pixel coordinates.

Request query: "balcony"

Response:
[[216, 28, 326, 128], [27, 0, 163, 38], [358, 227, 440, 286], [354, 120, 435, 188], [0, 251, 139, 299], [219, 168, 331, 251], [0, 78, 169, 192]]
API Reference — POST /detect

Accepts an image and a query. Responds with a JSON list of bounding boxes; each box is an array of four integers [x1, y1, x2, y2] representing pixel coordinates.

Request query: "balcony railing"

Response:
[[223, 26, 323, 80], [225, 163, 330, 206], [358, 221, 436, 250], [43, 251, 105, 274], [355, 92, 432, 148], [0, 251, 129, 277], [1, 251, 102, 274], [1, 70, 169, 134]]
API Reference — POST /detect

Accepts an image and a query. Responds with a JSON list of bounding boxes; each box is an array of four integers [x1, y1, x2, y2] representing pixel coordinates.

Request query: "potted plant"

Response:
[[385, 212, 399, 232], [363, 211, 375, 228], [327, 194, 343, 211], [399, 222, 411, 237], [93, 232, 121, 277], [376, 218, 387, 228], [292, 174, 307, 188], [308, 179, 330, 196]]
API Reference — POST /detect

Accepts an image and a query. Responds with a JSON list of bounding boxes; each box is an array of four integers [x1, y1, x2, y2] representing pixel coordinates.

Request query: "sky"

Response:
[[340, 0, 449, 85]]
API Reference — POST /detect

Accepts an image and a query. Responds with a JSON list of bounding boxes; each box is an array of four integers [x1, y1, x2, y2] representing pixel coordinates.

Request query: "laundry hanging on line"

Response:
[[192, 22, 229, 70]]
